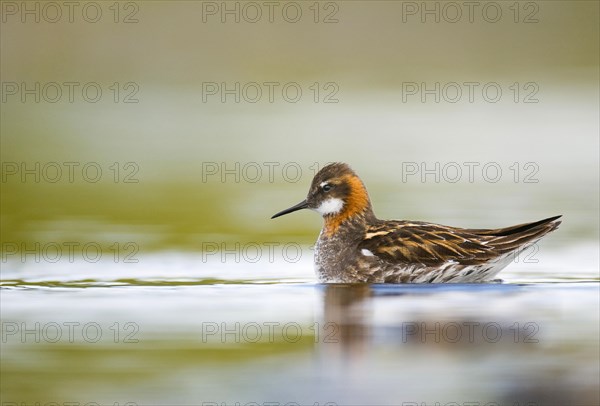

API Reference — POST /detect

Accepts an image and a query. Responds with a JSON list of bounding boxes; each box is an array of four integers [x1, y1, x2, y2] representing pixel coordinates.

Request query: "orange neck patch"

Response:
[[323, 175, 371, 236]]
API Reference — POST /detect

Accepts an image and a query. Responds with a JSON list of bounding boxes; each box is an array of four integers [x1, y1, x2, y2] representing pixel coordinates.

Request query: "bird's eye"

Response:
[[322, 184, 332, 192]]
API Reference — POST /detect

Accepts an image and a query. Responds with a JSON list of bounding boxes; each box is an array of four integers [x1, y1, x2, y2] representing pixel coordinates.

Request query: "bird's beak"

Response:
[[271, 199, 309, 219]]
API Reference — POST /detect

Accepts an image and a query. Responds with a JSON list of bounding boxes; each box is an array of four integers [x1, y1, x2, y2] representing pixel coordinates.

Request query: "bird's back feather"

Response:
[[359, 215, 562, 267]]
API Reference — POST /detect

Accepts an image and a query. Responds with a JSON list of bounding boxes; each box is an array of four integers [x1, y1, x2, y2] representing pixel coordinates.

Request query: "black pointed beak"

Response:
[[271, 199, 309, 219]]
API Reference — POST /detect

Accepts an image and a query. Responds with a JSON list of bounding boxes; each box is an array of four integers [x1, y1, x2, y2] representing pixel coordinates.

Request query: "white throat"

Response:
[[314, 198, 344, 216]]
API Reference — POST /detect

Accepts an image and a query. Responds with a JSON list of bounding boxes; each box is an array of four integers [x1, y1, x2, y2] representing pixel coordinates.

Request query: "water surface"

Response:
[[2, 242, 598, 405]]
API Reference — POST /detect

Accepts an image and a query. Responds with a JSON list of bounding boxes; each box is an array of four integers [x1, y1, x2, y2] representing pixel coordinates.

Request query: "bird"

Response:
[[271, 162, 561, 283]]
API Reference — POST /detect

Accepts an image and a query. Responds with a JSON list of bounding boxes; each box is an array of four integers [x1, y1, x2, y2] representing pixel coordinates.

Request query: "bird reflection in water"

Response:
[[317, 284, 598, 406], [320, 284, 373, 360]]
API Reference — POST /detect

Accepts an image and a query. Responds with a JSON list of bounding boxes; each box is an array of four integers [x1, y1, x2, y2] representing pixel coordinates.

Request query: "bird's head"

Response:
[[271, 163, 374, 233]]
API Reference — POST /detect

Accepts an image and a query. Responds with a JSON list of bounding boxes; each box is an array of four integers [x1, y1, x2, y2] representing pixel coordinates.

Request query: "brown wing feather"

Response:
[[360, 216, 562, 266], [359, 221, 498, 266]]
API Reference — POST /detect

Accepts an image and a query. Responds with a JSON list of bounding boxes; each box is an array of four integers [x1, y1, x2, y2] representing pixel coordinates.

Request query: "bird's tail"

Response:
[[469, 215, 562, 254]]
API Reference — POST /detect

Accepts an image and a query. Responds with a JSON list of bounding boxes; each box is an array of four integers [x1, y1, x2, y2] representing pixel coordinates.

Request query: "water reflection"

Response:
[[322, 284, 372, 357], [1, 273, 598, 404], [317, 283, 600, 405]]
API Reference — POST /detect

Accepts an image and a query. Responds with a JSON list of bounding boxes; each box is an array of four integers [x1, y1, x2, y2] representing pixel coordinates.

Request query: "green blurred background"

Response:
[[1, 2, 599, 404], [1, 0, 598, 252]]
